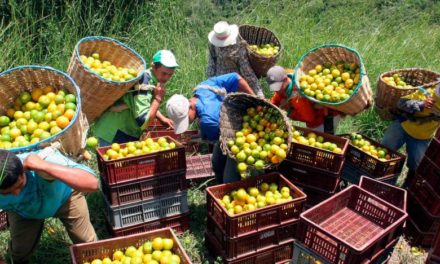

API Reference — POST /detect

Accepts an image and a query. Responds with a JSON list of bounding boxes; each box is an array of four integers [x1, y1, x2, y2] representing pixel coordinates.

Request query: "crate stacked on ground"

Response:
[[297, 177, 408, 264], [186, 154, 214, 183], [97, 136, 190, 237], [0, 210, 7, 230], [70, 227, 192, 263], [406, 136, 440, 247], [427, 221, 440, 264], [340, 133, 406, 185], [205, 172, 306, 263], [279, 126, 349, 208]]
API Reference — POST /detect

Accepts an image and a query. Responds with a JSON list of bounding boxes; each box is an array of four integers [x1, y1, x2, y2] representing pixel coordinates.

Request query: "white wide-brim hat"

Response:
[[208, 21, 239, 48]]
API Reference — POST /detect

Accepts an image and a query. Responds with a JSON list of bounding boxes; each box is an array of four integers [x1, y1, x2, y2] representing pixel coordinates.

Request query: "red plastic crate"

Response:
[[101, 170, 187, 206], [289, 126, 348, 173], [205, 231, 294, 264], [0, 210, 7, 230], [405, 217, 436, 248], [186, 154, 214, 181], [206, 172, 306, 238], [359, 176, 407, 212], [408, 173, 440, 216], [294, 181, 339, 209], [145, 118, 169, 131], [97, 136, 186, 185], [70, 228, 192, 264], [278, 159, 341, 192], [416, 156, 440, 195], [108, 212, 190, 237], [206, 214, 298, 260], [145, 130, 200, 153], [298, 185, 407, 264], [408, 191, 440, 233], [436, 128, 440, 139], [340, 134, 406, 181], [425, 137, 440, 165]]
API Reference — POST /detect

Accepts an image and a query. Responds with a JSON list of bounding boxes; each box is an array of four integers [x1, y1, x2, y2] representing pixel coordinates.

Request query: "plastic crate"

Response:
[[288, 127, 348, 173], [97, 136, 186, 185], [108, 212, 190, 237], [425, 137, 440, 165], [359, 176, 407, 212], [103, 191, 189, 228], [278, 159, 341, 192], [408, 191, 440, 233], [0, 210, 7, 230], [342, 160, 402, 185], [436, 128, 440, 140], [205, 231, 294, 264], [144, 130, 200, 153], [206, 172, 306, 238], [146, 118, 169, 131], [375, 174, 399, 185], [291, 239, 396, 264], [70, 227, 192, 264], [405, 217, 436, 248], [298, 185, 407, 264], [101, 170, 187, 206], [206, 214, 298, 260], [294, 181, 339, 209], [416, 156, 440, 195], [186, 154, 214, 181], [408, 173, 440, 216], [340, 134, 406, 180]]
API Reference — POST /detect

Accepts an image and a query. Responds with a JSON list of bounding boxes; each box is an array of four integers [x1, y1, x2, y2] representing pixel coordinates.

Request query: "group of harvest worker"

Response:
[[0, 20, 439, 264]]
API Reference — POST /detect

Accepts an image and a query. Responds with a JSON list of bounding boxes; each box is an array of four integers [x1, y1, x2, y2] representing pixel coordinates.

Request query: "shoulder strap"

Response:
[[194, 84, 227, 97]]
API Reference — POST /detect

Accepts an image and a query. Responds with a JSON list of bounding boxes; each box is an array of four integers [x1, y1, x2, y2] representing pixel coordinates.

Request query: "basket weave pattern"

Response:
[[0, 66, 83, 154], [295, 45, 373, 115], [68, 36, 146, 122], [239, 25, 283, 77], [375, 68, 440, 120], [219, 93, 292, 169]]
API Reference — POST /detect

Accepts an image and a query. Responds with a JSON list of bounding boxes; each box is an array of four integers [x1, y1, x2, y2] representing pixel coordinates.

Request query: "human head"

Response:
[[166, 94, 190, 134], [266, 66, 288, 92], [0, 150, 26, 195], [151, 50, 178, 83], [208, 21, 239, 48]]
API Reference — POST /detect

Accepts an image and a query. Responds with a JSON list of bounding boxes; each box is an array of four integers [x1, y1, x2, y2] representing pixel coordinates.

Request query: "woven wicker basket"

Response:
[[239, 25, 283, 77], [0, 66, 85, 155], [294, 44, 373, 115], [68, 36, 146, 123], [375, 68, 440, 120], [219, 93, 292, 169]]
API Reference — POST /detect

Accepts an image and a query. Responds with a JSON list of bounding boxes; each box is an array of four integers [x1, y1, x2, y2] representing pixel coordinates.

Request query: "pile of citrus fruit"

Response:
[[249, 43, 280, 57], [80, 53, 139, 82], [83, 237, 181, 264], [103, 137, 176, 161], [383, 73, 412, 88], [226, 105, 289, 177], [349, 133, 391, 161], [0, 87, 77, 149], [218, 182, 293, 216], [298, 62, 361, 103], [292, 128, 343, 154]]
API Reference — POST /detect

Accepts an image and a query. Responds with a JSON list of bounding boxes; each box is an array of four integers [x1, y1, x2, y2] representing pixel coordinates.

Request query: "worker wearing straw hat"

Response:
[[166, 73, 255, 183], [207, 21, 264, 98], [94, 50, 178, 146], [0, 148, 98, 264]]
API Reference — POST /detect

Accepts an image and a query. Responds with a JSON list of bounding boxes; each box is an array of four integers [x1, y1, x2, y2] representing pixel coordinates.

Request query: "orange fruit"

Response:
[[64, 109, 75, 121], [152, 237, 164, 251], [57, 104, 65, 114], [31, 88, 44, 102], [43, 86, 54, 94], [56, 116, 70, 129], [6, 108, 15, 118]]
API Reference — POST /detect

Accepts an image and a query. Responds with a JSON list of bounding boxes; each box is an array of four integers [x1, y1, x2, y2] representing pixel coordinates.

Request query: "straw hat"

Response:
[[208, 21, 239, 47]]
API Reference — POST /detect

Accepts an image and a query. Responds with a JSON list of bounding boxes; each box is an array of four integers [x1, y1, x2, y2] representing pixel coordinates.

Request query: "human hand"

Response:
[[161, 118, 174, 129], [424, 98, 435, 109], [23, 154, 44, 171], [154, 83, 166, 102]]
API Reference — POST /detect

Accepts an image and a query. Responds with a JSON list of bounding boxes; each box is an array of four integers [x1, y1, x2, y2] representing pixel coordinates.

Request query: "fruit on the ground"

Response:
[[249, 43, 280, 57], [86, 137, 99, 149], [0, 88, 77, 149], [292, 127, 342, 154], [383, 73, 413, 88], [217, 182, 294, 216], [298, 62, 360, 103], [82, 237, 181, 264], [349, 133, 391, 160], [103, 137, 176, 160], [80, 53, 139, 82], [227, 105, 289, 178]]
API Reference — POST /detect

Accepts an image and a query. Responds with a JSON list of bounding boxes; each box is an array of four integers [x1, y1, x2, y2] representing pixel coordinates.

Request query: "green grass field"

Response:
[[0, 0, 439, 263]]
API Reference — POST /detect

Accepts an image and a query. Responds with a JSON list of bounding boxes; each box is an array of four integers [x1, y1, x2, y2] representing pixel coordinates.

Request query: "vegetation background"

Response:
[[0, 0, 439, 263]]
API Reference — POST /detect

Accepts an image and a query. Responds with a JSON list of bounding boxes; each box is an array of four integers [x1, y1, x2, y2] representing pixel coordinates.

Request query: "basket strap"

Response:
[[194, 84, 227, 97]]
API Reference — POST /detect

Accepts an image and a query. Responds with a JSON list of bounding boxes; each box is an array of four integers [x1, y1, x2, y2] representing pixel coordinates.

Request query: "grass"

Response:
[[0, 0, 439, 263]]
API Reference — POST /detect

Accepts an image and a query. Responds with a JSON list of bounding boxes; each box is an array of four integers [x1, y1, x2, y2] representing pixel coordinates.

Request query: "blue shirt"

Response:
[[195, 73, 240, 140], [0, 149, 96, 219]]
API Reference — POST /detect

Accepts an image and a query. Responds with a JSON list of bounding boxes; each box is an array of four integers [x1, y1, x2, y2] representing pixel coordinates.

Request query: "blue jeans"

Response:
[[381, 120, 430, 171], [211, 142, 240, 184]]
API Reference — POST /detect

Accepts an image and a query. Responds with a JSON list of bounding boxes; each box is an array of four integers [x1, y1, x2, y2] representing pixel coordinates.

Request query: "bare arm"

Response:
[[238, 76, 256, 95], [23, 154, 99, 192], [148, 83, 166, 122], [156, 110, 174, 128]]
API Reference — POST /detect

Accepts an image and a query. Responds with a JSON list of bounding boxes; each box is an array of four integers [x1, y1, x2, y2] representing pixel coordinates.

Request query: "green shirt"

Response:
[[94, 69, 157, 143]]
